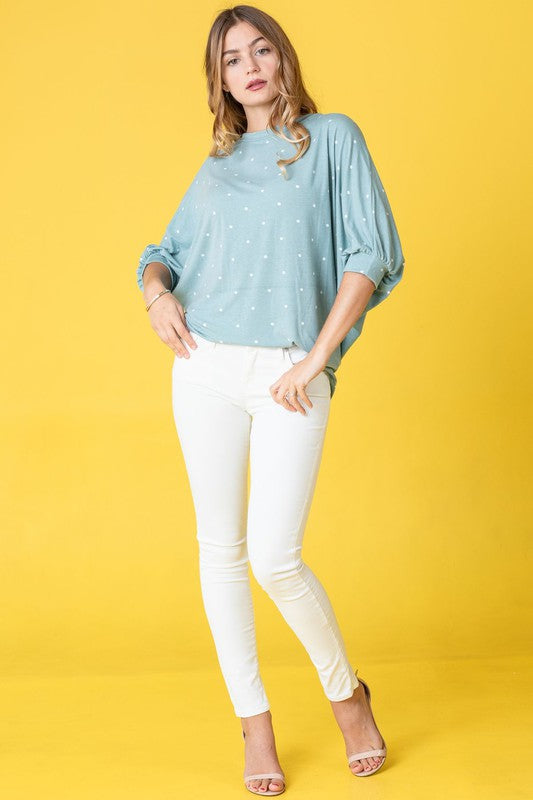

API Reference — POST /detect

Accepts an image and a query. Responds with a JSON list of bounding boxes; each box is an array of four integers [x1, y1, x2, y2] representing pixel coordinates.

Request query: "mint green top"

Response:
[[136, 112, 405, 397]]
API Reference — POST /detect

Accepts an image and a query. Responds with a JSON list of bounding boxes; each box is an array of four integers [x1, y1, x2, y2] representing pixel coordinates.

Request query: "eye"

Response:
[[226, 46, 271, 66]]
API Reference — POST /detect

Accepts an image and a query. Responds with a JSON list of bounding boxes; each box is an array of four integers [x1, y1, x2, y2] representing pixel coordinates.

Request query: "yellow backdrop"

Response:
[[1, 1, 531, 798]]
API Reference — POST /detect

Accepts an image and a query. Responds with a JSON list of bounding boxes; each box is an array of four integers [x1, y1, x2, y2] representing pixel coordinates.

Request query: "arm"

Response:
[[136, 196, 196, 356], [310, 115, 405, 369], [269, 273, 374, 413], [270, 115, 404, 411], [140, 265, 197, 358], [308, 272, 376, 369], [142, 262, 172, 302]]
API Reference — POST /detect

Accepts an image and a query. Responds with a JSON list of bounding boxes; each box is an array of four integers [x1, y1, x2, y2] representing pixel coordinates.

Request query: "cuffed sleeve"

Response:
[[136, 208, 185, 293], [331, 114, 405, 311]]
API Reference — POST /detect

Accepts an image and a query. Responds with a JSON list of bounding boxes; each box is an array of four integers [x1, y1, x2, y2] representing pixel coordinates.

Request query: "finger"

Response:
[[290, 391, 307, 415], [280, 387, 301, 413], [270, 385, 296, 411], [167, 323, 198, 357], [148, 303, 193, 357], [173, 322, 198, 351], [298, 385, 313, 410], [174, 340, 191, 358], [283, 383, 311, 415], [282, 394, 298, 412], [157, 324, 190, 358]]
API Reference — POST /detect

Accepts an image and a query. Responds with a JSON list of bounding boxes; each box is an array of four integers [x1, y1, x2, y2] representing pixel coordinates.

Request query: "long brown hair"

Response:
[[204, 5, 318, 173]]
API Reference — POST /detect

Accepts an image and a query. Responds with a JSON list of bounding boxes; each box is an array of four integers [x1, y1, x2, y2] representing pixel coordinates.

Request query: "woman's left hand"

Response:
[[269, 352, 327, 414]]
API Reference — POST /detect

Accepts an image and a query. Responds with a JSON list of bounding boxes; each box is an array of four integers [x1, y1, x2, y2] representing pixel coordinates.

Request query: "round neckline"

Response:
[[240, 114, 313, 142], [240, 128, 274, 142]]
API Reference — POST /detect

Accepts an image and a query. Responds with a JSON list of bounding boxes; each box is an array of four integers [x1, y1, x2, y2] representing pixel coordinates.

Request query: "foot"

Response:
[[241, 710, 285, 793], [330, 680, 385, 775]]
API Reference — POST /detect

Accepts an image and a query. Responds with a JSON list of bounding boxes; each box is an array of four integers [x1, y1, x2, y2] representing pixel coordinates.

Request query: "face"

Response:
[[221, 21, 280, 119]]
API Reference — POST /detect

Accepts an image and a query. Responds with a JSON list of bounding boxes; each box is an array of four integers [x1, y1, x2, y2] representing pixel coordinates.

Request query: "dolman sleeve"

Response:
[[135, 159, 205, 293], [136, 205, 185, 293], [331, 114, 405, 313]]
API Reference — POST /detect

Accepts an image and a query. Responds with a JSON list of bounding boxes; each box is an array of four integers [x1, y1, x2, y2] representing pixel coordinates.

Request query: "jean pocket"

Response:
[[285, 345, 330, 399], [188, 330, 217, 351], [286, 344, 309, 365]]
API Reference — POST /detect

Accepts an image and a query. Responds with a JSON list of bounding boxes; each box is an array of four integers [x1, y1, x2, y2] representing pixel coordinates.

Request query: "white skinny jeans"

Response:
[[171, 330, 359, 717]]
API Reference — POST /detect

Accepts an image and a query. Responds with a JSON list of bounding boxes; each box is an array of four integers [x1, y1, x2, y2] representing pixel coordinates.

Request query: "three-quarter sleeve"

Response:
[[331, 114, 405, 312], [136, 206, 185, 292]]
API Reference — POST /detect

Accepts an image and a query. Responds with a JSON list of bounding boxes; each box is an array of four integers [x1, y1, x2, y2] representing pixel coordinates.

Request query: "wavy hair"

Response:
[[203, 5, 318, 176]]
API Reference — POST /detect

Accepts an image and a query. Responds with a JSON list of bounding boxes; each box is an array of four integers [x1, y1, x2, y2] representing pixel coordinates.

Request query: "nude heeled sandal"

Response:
[[347, 672, 387, 776], [242, 730, 286, 796]]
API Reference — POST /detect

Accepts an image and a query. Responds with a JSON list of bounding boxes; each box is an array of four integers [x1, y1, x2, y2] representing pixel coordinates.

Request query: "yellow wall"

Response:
[[1, 0, 531, 677]]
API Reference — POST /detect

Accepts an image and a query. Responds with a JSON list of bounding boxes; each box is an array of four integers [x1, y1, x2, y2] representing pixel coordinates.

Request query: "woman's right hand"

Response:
[[145, 288, 197, 358]]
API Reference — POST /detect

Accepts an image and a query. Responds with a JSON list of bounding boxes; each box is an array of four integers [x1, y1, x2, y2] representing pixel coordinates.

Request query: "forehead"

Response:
[[222, 21, 268, 53]]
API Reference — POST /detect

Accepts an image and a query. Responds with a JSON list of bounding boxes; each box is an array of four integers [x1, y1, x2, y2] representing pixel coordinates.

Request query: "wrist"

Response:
[[145, 287, 171, 312], [143, 279, 168, 300], [307, 347, 329, 372]]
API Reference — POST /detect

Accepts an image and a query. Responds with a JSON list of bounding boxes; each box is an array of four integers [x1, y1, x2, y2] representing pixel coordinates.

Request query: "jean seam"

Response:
[[288, 430, 351, 683]]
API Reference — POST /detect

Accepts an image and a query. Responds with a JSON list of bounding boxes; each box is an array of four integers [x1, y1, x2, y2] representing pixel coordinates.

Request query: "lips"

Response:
[[247, 80, 266, 90]]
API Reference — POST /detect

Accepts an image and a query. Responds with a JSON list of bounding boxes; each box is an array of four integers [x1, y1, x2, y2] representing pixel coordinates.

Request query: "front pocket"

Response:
[[285, 346, 330, 398], [286, 345, 309, 365], [189, 330, 217, 351]]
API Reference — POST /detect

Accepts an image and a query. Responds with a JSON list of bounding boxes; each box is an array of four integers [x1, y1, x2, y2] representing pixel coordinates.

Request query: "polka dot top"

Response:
[[136, 112, 405, 397]]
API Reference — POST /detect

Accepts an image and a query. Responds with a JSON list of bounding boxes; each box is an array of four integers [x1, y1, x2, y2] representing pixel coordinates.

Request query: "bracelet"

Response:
[[145, 288, 170, 312]]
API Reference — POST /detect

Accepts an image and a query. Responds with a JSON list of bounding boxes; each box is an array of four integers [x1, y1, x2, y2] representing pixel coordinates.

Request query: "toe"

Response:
[[269, 779, 284, 791], [350, 759, 364, 773], [260, 778, 270, 791]]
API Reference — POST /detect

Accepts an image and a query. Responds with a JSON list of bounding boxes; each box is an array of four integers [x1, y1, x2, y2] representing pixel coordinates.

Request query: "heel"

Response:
[[242, 730, 286, 795], [347, 676, 387, 777]]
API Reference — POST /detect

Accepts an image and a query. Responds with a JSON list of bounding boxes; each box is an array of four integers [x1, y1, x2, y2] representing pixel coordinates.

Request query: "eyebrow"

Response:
[[222, 36, 267, 57]]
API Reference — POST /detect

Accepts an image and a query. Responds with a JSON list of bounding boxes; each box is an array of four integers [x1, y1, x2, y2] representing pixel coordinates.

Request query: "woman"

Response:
[[136, 5, 404, 795]]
